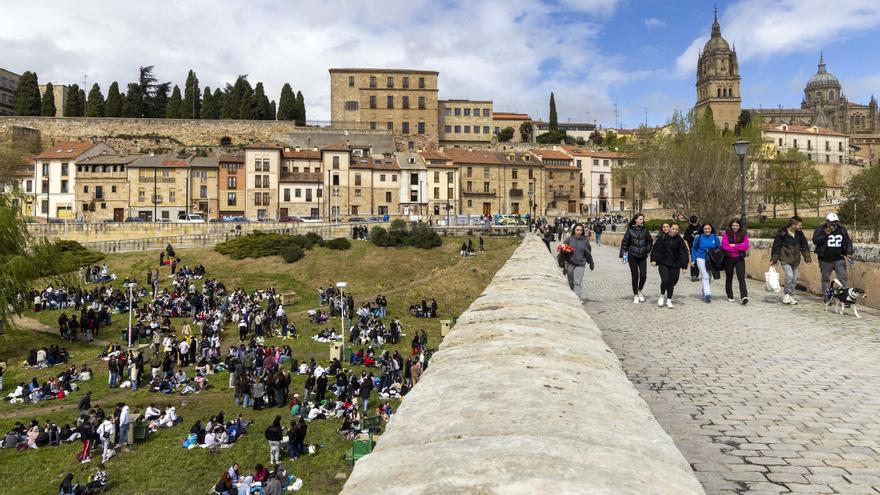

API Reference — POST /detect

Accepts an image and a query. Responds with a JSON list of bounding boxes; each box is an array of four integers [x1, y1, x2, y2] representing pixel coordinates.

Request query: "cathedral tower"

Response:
[[694, 9, 741, 132]]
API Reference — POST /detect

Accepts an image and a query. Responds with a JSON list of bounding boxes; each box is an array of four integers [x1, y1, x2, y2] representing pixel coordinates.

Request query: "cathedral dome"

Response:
[[806, 54, 840, 91], [702, 16, 730, 53]]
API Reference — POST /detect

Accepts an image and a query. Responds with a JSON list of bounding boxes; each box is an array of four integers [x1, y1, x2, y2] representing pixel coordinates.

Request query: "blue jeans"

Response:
[[119, 423, 129, 445], [596, 233, 602, 245], [109, 372, 118, 388], [131, 377, 137, 390], [287, 441, 298, 458], [242, 393, 251, 408]]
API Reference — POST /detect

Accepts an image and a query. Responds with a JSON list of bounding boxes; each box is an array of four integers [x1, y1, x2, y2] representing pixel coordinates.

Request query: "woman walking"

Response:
[[620, 213, 653, 304], [691, 223, 721, 303], [650, 223, 690, 308], [561, 223, 594, 299], [721, 219, 750, 305]]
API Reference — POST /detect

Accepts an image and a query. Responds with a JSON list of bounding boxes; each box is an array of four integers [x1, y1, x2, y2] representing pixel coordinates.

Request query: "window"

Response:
[[454, 125, 461, 133], [434, 187, 439, 199], [464, 126, 470, 133], [379, 174, 385, 181], [391, 174, 397, 182], [138, 189, 145, 200], [839, 155, 844, 164], [333, 156, 340, 169], [528, 169, 533, 179], [354, 189, 362, 197], [263, 159, 271, 172], [794, 139, 798, 148], [169, 190, 176, 201], [387, 76, 394, 88], [448, 187, 453, 198], [418, 122, 425, 135], [255, 175, 262, 188], [418, 77, 425, 89], [355, 174, 362, 186], [348, 76, 355, 87], [200, 185, 207, 198], [483, 182, 490, 193], [344, 101, 358, 111], [467, 167, 472, 177], [402, 76, 409, 88], [228, 176, 237, 188], [26, 180, 32, 193], [402, 96, 409, 109], [387, 96, 394, 109], [483, 109, 490, 117], [418, 97, 425, 110], [295, 188, 302, 198], [434, 171, 440, 182], [473, 126, 480, 134], [61, 163, 69, 176], [402, 122, 410, 134], [483, 167, 490, 178], [839, 142, 843, 151], [228, 192, 237, 205], [42, 163, 49, 176], [444, 108, 451, 116], [41, 200, 48, 213], [826, 155, 830, 163], [512, 168, 518, 179], [454, 108, 461, 116], [83, 185, 89, 193], [467, 199, 472, 207], [283, 188, 290, 202], [332, 174, 339, 186], [369, 76, 376, 88], [61, 180, 68, 193], [466, 181, 472, 192], [483, 126, 489, 134], [306, 189, 312, 202], [370, 122, 376, 130], [369, 96, 377, 109], [779, 138, 783, 146], [408, 141, 414, 150], [387, 121, 393, 131], [263, 175, 270, 188], [444, 125, 452, 133], [254, 193, 262, 206], [464, 108, 471, 117], [262, 192, 270, 205], [385, 191, 392, 202], [447, 172, 453, 184]]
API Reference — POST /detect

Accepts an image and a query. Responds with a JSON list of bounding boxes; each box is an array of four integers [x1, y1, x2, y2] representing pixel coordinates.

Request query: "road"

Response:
[[580, 242, 880, 495]]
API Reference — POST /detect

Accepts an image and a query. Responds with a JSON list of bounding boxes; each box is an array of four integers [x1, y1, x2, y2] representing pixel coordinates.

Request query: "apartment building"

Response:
[[33, 141, 114, 220], [6, 165, 36, 217], [127, 153, 191, 221], [492, 112, 532, 143], [533, 121, 597, 141], [279, 148, 323, 219], [499, 151, 545, 216], [189, 156, 219, 219], [0, 68, 19, 116], [244, 144, 282, 221], [329, 68, 439, 151], [533, 149, 580, 215], [420, 151, 459, 221], [438, 99, 494, 147], [218, 153, 245, 218], [396, 152, 428, 216], [75, 154, 139, 222]]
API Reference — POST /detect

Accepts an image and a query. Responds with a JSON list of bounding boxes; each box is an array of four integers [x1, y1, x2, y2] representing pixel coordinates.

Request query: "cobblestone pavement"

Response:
[[580, 243, 880, 495]]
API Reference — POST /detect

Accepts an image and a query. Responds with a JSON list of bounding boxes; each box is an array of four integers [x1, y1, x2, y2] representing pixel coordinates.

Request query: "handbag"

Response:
[[765, 266, 781, 293]]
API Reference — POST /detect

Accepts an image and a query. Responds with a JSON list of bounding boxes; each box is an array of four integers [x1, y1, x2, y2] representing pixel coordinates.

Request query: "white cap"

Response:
[[826, 213, 839, 222]]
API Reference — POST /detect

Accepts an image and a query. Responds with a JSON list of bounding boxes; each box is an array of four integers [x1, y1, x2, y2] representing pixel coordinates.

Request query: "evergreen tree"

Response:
[[124, 83, 144, 117], [200, 86, 215, 119], [182, 69, 200, 119], [13, 71, 41, 116], [138, 65, 158, 117], [152, 82, 170, 119], [549, 92, 558, 131], [220, 83, 236, 119], [238, 87, 256, 120], [85, 83, 105, 117], [78, 88, 86, 116], [166, 85, 182, 119], [294, 91, 306, 126], [63, 83, 83, 117], [40, 83, 56, 117], [254, 82, 272, 120], [277, 83, 296, 120], [105, 82, 123, 117], [212, 88, 223, 118], [120, 91, 130, 117], [270, 100, 276, 121]]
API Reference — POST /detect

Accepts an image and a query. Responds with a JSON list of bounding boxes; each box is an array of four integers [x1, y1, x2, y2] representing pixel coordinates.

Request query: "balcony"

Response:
[[509, 188, 523, 198], [139, 176, 176, 184], [78, 171, 127, 180], [462, 189, 497, 197], [553, 191, 571, 200], [598, 179, 608, 186]]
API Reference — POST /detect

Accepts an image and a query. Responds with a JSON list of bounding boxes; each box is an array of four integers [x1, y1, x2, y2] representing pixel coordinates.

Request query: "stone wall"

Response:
[[341, 235, 704, 495], [0, 116, 396, 154], [601, 231, 880, 309]]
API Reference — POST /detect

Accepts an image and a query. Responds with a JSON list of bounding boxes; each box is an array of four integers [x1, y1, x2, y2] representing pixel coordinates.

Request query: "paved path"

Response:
[[581, 243, 880, 495]]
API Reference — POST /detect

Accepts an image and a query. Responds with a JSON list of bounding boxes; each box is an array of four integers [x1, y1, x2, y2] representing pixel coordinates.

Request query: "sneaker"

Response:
[[666, 298, 674, 309], [789, 296, 798, 305], [704, 295, 712, 303], [782, 294, 791, 304], [657, 295, 666, 307], [638, 292, 646, 303], [633, 295, 640, 304], [741, 297, 749, 305], [727, 298, 736, 302]]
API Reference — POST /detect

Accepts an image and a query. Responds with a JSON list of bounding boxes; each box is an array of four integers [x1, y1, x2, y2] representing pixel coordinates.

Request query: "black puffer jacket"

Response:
[[650, 234, 690, 269], [620, 225, 653, 259]]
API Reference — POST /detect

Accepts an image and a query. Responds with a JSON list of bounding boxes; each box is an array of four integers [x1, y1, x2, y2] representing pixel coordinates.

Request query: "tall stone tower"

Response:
[[694, 9, 741, 132]]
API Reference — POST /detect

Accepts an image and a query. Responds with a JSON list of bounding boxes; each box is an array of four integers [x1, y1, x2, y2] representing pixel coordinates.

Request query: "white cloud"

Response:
[[675, 0, 880, 77], [0, 0, 637, 124], [644, 17, 666, 29]]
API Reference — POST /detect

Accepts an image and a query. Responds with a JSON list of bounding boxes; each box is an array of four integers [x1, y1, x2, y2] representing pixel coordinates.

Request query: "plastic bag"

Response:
[[765, 266, 781, 293]]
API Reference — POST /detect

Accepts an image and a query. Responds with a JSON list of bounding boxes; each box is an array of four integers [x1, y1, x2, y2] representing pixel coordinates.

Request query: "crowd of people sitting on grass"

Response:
[[213, 462, 303, 494], [3, 363, 91, 405], [25, 345, 70, 368], [409, 298, 438, 318], [348, 317, 403, 346], [58, 465, 108, 495], [181, 411, 249, 450], [458, 237, 484, 257]]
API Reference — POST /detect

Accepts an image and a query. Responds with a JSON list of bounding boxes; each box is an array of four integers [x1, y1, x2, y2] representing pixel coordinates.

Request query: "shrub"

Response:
[[54, 240, 105, 266], [370, 226, 390, 246], [369, 222, 442, 249], [324, 237, 351, 250], [390, 219, 408, 232], [279, 245, 304, 263], [410, 224, 442, 249], [304, 232, 324, 248], [216, 233, 304, 259]]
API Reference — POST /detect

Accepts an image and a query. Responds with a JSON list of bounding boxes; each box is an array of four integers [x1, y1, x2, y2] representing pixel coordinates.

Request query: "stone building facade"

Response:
[[75, 154, 139, 222], [127, 153, 192, 221], [438, 100, 494, 147], [33, 141, 115, 220], [694, 12, 741, 132], [0, 68, 19, 116], [218, 153, 245, 218]]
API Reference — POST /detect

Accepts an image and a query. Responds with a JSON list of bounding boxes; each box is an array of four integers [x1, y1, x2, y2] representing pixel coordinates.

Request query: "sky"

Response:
[[3, 0, 880, 128]]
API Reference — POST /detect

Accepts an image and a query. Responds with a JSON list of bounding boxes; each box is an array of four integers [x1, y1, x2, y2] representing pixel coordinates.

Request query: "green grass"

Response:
[[0, 236, 520, 495]]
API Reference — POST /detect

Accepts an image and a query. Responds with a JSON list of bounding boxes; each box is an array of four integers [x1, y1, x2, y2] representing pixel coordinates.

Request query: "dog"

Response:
[[824, 278, 867, 318]]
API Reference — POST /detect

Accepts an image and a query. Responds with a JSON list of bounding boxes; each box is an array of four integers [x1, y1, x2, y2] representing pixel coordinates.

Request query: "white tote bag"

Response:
[[764, 266, 781, 293]]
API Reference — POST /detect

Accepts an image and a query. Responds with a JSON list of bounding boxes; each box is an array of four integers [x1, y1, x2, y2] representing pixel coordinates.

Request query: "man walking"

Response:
[[771, 216, 812, 305], [812, 213, 854, 299]]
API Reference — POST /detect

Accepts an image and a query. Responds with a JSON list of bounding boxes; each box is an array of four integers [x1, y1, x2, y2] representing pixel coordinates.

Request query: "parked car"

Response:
[[302, 217, 322, 223], [124, 217, 146, 223], [348, 217, 367, 223], [156, 218, 173, 223], [222, 216, 249, 223], [368, 216, 383, 223], [209, 218, 224, 223], [280, 215, 304, 223], [177, 213, 205, 223]]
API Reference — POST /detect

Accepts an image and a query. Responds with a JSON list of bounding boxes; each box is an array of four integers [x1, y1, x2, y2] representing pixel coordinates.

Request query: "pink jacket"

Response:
[[721, 231, 749, 259]]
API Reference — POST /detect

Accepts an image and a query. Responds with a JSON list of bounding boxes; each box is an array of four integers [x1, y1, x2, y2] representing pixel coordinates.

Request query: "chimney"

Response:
[[284, 147, 291, 153]]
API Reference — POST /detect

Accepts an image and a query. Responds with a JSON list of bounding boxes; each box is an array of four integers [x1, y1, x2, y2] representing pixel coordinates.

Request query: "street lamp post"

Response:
[[123, 280, 138, 348], [733, 140, 751, 228], [528, 190, 534, 231]]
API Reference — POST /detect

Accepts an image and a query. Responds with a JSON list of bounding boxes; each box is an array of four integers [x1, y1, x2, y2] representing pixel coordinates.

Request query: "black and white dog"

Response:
[[824, 278, 867, 318]]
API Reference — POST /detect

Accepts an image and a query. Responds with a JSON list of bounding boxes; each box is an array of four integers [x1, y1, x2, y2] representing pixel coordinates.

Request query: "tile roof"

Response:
[[321, 143, 351, 152], [218, 153, 244, 163], [283, 149, 321, 159], [531, 149, 572, 161], [373, 158, 400, 171], [493, 112, 531, 120], [75, 154, 141, 165], [350, 156, 375, 169], [762, 124, 847, 137], [244, 142, 283, 150], [128, 154, 191, 168], [33, 141, 98, 160], [441, 148, 507, 165], [329, 68, 439, 75], [419, 150, 449, 161], [190, 156, 219, 168]]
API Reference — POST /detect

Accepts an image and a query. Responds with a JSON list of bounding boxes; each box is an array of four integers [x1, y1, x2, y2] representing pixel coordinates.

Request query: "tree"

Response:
[[254, 82, 272, 120], [105, 82, 123, 117], [548, 92, 558, 131], [78, 88, 86, 116], [604, 130, 620, 150], [840, 166, 880, 241], [123, 83, 144, 117], [734, 110, 752, 136], [630, 109, 762, 228], [269, 100, 277, 121], [200, 87, 215, 119], [63, 83, 83, 117], [766, 148, 826, 217], [166, 85, 182, 119], [0, 140, 33, 187], [137, 65, 158, 117], [238, 84, 256, 120], [536, 130, 568, 144], [277, 83, 296, 120], [294, 91, 306, 125], [589, 130, 603, 146], [182, 69, 200, 119], [497, 127, 515, 142], [519, 121, 533, 142], [14, 71, 41, 116], [84, 83, 105, 117], [40, 83, 56, 117], [152, 82, 170, 119], [212, 88, 224, 118]]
